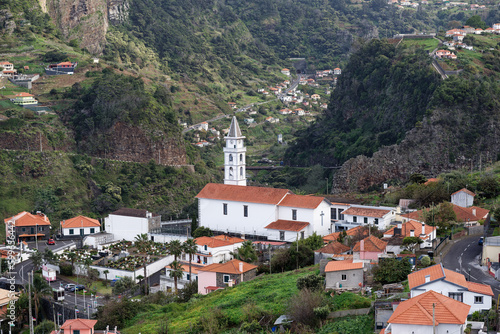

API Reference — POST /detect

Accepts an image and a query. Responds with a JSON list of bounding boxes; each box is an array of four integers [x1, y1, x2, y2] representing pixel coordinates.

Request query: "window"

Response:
[[69, 229, 74, 235], [186, 274, 190, 281], [229, 154, 233, 162], [38, 226, 43, 231], [229, 167, 234, 178], [22, 228, 25, 232], [475, 296, 483, 304], [223, 203, 228, 215], [280, 231, 285, 241], [448, 293, 463, 302], [374, 218, 379, 225], [240, 167, 243, 178], [292, 209, 297, 221], [338, 209, 344, 220], [341, 274, 347, 281], [80, 229, 84, 236], [73, 331, 80, 334], [353, 216, 357, 223], [90, 228, 95, 233], [331, 208, 337, 220], [364, 217, 368, 224], [240, 154, 243, 162], [223, 274, 230, 283], [204, 245, 208, 251], [300, 231, 304, 240], [243, 205, 248, 217]]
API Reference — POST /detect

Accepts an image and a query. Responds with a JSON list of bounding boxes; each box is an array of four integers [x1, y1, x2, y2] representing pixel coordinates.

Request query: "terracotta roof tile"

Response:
[[467, 281, 494, 296], [278, 194, 327, 209], [4, 211, 51, 227], [384, 220, 436, 239], [342, 207, 392, 218], [424, 178, 440, 185], [315, 241, 350, 254], [60, 319, 97, 330], [195, 236, 243, 248], [196, 183, 290, 205], [353, 235, 387, 252], [213, 235, 245, 243], [15, 92, 34, 97], [264, 219, 309, 232], [325, 259, 363, 272], [408, 264, 445, 289], [323, 226, 368, 242], [166, 262, 204, 275], [198, 259, 257, 274], [388, 290, 469, 325], [61, 215, 100, 228], [451, 188, 475, 197]]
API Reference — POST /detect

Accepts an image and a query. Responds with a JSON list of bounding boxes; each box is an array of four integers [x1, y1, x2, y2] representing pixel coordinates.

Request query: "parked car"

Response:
[[64, 284, 75, 291], [47, 238, 55, 245], [478, 237, 484, 246], [69, 284, 85, 292]]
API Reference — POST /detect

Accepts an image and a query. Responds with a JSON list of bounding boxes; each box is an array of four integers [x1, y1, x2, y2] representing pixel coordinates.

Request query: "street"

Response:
[[442, 235, 500, 299]]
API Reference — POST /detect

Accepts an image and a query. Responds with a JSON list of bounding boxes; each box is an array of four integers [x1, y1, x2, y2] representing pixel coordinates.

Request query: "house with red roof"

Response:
[[451, 188, 475, 207], [4, 211, 51, 242], [161, 262, 205, 291], [325, 259, 364, 289], [382, 290, 469, 334], [401, 202, 489, 226], [322, 225, 369, 243], [408, 263, 493, 314], [281, 68, 290, 75], [314, 241, 350, 264], [10, 92, 38, 106], [46, 61, 77, 75], [50, 319, 118, 334], [383, 220, 436, 249], [353, 235, 388, 262], [61, 215, 101, 237], [333, 68, 341, 75], [193, 235, 244, 265], [341, 205, 396, 230], [197, 259, 257, 295]]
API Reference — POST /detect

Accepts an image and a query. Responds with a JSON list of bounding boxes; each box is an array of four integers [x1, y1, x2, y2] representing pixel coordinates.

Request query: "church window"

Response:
[[223, 203, 228, 215], [229, 154, 233, 162], [239, 154, 243, 162], [292, 209, 297, 221], [331, 208, 337, 220], [229, 167, 234, 179], [244, 205, 248, 217], [240, 167, 243, 178]]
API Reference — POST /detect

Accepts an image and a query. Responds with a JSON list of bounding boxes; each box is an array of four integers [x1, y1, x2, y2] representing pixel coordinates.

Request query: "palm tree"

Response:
[[168, 240, 183, 262], [67, 251, 77, 271], [29, 273, 52, 320], [30, 250, 42, 271], [103, 269, 109, 282], [232, 240, 258, 263], [183, 239, 197, 282], [169, 260, 184, 292]]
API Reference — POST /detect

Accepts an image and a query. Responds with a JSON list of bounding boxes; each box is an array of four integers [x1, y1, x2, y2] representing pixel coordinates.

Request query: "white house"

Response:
[[192, 235, 244, 265], [383, 220, 436, 249], [382, 290, 470, 334], [324, 259, 364, 289], [104, 208, 161, 241], [334, 68, 341, 75], [408, 263, 493, 314], [340, 205, 396, 230], [451, 188, 475, 207], [161, 262, 202, 291], [60, 215, 101, 237], [281, 68, 291, 76]]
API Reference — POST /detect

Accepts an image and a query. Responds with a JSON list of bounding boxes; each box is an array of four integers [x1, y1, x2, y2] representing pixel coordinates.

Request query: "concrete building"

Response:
[[104, 208, 161, 241], [324, 259, 363, 289]]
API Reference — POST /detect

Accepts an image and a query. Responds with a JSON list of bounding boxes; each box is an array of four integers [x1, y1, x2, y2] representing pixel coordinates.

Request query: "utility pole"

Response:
[[28, 271, 33, 334]]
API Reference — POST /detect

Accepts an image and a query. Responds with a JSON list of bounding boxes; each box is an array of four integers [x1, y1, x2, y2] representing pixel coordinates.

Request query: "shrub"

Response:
[[297, 274, 324, 291], [288, 288, 325, 328], [60, 264, 73, 276]]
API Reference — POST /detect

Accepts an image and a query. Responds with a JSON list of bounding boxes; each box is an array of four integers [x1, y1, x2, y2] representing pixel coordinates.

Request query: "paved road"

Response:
[[442, 235, 500, 299]]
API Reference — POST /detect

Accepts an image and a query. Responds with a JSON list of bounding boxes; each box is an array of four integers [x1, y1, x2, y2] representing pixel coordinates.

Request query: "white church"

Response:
[[196, 116, 332, 242]]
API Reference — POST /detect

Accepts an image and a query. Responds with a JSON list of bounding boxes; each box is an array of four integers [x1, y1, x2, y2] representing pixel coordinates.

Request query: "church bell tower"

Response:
[[224, 116, 246, 186]]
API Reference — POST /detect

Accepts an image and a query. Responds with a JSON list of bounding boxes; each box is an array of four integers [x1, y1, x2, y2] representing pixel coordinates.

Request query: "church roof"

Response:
[[228, 116, 243, 138], [196, 183, 290, 204]]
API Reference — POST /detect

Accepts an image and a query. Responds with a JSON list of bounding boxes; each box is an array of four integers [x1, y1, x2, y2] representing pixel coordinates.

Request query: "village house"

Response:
[[0, 288, 18, 316], [0, 61, 14, 72], [45, 61, 77, 75], [197, 259, 257, 295], [60, 215, 101, 237], [10, 92, 38, 106], [324, 259, 364, 290], [493, 23, 500, 31], [228, 102, 237, 109], [340, 205, 396, 230], [353, 235, 388, 263], [5, 211, 51, 242], [192, 235, 244, 265], [436, 50, 457, 59], [383, 220, 436, 249], [485, 27, 495, 33], [462, 25, 475, 34], [310, 94, 320, 100], [281, 68, 290, 75], [451, 188, 474, 207], [161, 262, 203, 291], [323, 225, 369, 244], [382, 290, 469, 334], [334, 68, 341, 75], [408, 263, 493, 314], [104, 208, 161, 242], [314, 241, 350, 264]]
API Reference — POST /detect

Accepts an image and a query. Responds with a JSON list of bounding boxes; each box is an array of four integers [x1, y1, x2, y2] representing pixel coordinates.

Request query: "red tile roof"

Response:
[[198, 259, 257, 274], [315, 241, 350, 254], [196, 183, 290, 205], [325, 259, 363, 272], [278, 194, 326, 209], [452, 205, 482, 222], [4, 211, 51, 227], [467, 281, 494, 296], [353, 235, 387, 253], [213, 234, 245, 244], [195, 236, 243, 248], [60, 319, 97, 330], [388, 290, 469, 325], [57, 62, 74, 66], [264, 219, 309, 232], [323, 226, 368, 242], [384, 220, 436, 239], [342, 207, 392, 218], [61, 215, 100, 228], [451, 188, 475, 197], [165, 262, 204, 275], [424, 177, 440, 185], [15, 92, 34, 97]]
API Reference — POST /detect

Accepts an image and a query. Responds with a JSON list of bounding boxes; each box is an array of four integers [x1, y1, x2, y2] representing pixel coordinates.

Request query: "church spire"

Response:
[[223, 116, 246, 186]]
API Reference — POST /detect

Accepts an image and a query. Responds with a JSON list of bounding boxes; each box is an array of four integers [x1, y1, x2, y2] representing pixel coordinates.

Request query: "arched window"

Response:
[[229, 167, 234, 179], [240, 167, 243, 178], [229, 154, 233, 162], [239, 154, 243, 162]]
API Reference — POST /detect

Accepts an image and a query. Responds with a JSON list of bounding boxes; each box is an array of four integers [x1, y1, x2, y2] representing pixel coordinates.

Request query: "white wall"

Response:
[[149, 234, 188, 244], [411, 280, 491, 314], [104, 215, 149, 241], [390, 323, 464, 334], [199, 198, 277, 236], [451, 192, 474, 208], [62, 227, 100, 237]]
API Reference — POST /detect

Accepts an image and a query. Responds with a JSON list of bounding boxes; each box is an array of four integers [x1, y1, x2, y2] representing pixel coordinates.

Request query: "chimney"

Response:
[[360, 239, 365, 252], [106, 325, 109, 334], [421, 223, 425, 236], [239, 262, 243, 273], [425, 275, 431, 283], [397, 223, 402, 229], [410, 230, 415, 237], [114, 326, 118, 334]]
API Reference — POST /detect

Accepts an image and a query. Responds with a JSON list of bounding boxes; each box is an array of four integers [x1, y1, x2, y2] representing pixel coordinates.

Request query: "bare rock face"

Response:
[[96, 122, 187, 166], [108, 0, 129, 25], [0, 9, 16, 35], [331, 108, 500, 193], [46, 0, 109, 54]]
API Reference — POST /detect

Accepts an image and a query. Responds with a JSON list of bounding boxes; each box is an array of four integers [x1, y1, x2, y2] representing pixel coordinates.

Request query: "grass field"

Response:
[[402, 38, 439, 51]]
